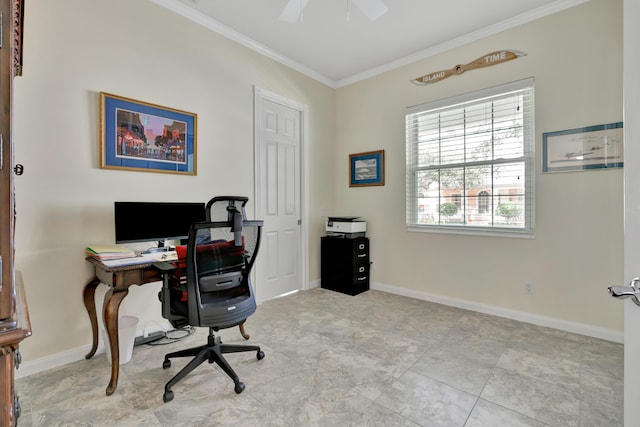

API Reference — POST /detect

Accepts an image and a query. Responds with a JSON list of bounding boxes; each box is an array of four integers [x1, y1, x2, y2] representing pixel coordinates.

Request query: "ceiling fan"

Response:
[[279, 0, 388, 22]]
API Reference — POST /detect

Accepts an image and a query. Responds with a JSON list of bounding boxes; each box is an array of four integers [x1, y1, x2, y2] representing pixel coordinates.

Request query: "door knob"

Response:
[[608, 277, 640, 306]]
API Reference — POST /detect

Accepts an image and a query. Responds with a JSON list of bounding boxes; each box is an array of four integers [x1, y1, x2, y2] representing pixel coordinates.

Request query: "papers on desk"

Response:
[[99, 251, 178, 268], [100, 254, 157, 268], [86, 245, 179, 267], [86, 244, 136, 260]]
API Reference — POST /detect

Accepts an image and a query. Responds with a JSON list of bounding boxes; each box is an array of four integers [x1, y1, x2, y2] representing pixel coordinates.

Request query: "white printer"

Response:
[[325, 216, 366, 238]]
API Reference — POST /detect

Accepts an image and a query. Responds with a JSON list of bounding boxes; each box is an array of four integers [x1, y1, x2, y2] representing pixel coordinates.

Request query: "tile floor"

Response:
[[16, 288, 623, 426]]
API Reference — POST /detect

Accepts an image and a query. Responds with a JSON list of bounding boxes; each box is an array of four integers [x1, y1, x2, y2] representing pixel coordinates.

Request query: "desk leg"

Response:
[[83, 277, 101, 359], [239, 321, 250, 340], [103, 287, 128, 396]]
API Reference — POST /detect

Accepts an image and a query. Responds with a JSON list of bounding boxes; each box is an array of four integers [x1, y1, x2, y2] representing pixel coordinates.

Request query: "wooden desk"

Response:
[[83, 257, 160, 396], [83, 257, 251, 396]]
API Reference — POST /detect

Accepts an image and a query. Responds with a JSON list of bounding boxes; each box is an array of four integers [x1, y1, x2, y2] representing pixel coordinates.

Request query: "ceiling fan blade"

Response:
[[351, 0, 388, 21], [279, 0, 311, 22]]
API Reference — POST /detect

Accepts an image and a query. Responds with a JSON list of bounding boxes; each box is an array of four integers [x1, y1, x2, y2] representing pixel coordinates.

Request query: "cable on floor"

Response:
[[145, 325, 196, 346]]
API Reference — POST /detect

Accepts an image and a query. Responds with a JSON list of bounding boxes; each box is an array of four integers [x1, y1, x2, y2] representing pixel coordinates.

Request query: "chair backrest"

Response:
[[161, 196, 263, 329], [182, 220, 262, 329], [203, 196, 261, 273], [206, 196, 248, 223]]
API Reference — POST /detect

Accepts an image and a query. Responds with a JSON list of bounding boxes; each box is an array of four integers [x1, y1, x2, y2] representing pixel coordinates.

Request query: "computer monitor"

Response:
[[114, 201, 206, 247]]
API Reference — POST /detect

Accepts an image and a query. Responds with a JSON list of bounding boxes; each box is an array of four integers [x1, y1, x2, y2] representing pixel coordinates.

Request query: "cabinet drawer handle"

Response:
[[357, 254, 366, 258], [358, 244, 365, 250], [358, 266, 365, 273], [357, 277, 367, 281]]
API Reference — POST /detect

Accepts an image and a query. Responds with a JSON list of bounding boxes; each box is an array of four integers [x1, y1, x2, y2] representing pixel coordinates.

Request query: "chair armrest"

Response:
[[152, 261, 177, 274], [153, 261, 181, 323]]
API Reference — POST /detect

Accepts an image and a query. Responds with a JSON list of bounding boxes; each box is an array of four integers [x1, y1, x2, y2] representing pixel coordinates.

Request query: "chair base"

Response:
[[162, 327, 264, 403]]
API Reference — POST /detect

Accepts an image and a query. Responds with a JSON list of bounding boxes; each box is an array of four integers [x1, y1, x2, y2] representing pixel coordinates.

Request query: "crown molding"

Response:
[[153, 0, 588, 89], [151, 0, 335, 87], [334, 0, 589, 87]]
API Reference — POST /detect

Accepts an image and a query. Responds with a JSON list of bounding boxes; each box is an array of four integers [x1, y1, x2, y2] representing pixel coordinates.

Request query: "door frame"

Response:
[[253, 86, 309, 303], [623, 0, 640, 423]]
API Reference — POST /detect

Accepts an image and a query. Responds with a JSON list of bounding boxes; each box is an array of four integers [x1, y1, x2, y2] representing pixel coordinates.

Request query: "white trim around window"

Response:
[[406, 78, 535, 237]]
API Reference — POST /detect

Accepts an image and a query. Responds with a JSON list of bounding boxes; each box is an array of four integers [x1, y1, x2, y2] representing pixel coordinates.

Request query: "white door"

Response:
[[623, 0, 640, 424], [253, 88, 307, 302]]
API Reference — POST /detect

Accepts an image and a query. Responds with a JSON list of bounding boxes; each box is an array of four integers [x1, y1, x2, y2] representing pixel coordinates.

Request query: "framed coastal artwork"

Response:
[[349, 150, 385, 187], [542, 122, 623, 173]]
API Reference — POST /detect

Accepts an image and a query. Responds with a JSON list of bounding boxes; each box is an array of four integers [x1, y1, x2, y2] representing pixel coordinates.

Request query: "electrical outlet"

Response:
[[524, 282, 534, 295]]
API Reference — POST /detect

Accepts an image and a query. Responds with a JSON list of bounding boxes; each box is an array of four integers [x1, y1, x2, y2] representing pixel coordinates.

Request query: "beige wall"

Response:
[[335, 0, 623, 334], [14, 0, 335, 362], [14, 0, 624, 369]]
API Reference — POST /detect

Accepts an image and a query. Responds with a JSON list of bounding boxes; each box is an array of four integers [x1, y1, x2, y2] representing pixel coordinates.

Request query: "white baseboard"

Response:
[[16, 323, 168, 380], [370, 281, 624, 344], [16, 343, 107, 380], [308, 279, 320, 289]]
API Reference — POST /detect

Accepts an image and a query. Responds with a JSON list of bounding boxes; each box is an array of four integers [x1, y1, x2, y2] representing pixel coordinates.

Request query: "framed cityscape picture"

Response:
[[349, 150, 385, 187], [100, 92, 197, 175]]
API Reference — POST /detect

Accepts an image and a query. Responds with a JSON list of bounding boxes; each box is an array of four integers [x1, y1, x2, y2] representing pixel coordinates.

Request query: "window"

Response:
[[406, 78, 534, 235], [477, 190, 490, 214], [451, 193, 461, 208]]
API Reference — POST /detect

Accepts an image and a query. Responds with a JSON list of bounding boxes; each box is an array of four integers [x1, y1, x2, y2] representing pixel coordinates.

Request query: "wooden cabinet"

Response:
[[0, 1, 31, 425], [321, 236, 369, 296]]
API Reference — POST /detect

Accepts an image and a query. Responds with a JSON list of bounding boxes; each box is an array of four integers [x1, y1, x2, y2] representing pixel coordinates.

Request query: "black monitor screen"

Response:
[[114, 202, 206, 244]]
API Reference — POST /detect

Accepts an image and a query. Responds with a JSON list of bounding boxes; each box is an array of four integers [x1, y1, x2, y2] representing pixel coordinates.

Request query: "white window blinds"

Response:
[[406, 78, 535, 235]]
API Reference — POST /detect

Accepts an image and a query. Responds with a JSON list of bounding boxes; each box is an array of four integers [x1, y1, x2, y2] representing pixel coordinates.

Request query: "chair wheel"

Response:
[[257, 350, 265, 360], [163, 359, 171, 369], [235, 382, 245, 394], [163, 390, 174, 403]]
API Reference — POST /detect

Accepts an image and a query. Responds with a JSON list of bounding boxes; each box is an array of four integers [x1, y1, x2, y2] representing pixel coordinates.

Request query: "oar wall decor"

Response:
[[411, 50, 527, 86]]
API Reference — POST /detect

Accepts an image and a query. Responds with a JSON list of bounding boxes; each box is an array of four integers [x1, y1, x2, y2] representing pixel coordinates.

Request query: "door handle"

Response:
[[608, 277, 640, 306]]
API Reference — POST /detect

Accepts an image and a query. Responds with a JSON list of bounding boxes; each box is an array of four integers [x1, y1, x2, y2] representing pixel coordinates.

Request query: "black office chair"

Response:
[[156, 201, 265, 403], [205, 196, 254, 339]]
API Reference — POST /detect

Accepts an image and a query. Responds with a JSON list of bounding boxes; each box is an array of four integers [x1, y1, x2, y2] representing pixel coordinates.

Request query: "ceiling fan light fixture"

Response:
[[351, 0, 388, 21], [279, 0, 387, 23], [279, 0, 310, 22]]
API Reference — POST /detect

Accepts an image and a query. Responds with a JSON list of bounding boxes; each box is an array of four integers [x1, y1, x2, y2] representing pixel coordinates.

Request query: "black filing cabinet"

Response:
[[321, 236, 369, 296]]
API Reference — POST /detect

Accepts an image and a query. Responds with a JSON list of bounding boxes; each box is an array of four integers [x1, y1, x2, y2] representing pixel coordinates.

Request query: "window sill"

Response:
[[407, 225, 535, 239]]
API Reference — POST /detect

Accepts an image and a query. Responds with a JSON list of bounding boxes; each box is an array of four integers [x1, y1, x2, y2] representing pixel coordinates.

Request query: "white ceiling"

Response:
[[153, 0, 587, 87]]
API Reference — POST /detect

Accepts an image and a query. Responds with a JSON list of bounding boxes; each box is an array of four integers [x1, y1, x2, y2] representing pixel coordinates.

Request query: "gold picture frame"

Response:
[[100, 92, 197, 175]]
